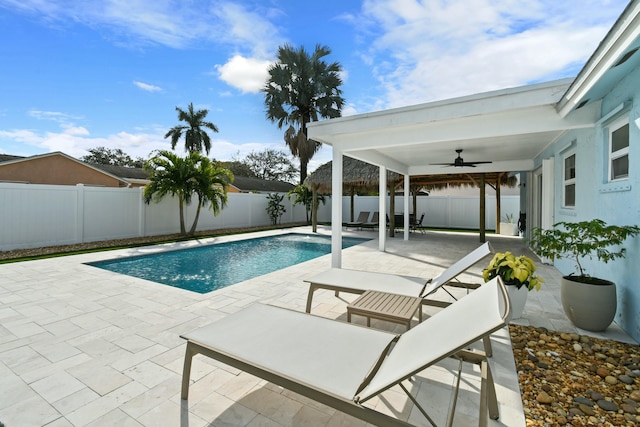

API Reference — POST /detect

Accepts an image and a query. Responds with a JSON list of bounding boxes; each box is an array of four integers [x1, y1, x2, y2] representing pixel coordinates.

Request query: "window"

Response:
[[609, 119, 629, 181], [563, 152, 576, 208]]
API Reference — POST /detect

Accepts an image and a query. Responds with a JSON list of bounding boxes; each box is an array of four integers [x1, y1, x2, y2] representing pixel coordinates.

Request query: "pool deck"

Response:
[[0, 226, 636, 427]]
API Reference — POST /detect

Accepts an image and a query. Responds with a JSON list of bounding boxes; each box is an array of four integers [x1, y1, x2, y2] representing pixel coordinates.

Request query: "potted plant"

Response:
[[266, 193, 286, 225], [529, 219, 640, 331], [483, 251, 543, 319], [500, 213, 518, 236]]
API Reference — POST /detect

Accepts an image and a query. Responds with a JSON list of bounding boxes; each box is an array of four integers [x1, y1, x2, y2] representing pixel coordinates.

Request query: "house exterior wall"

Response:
[[0, 155, 125, 187], [536, 65, 640, 341]]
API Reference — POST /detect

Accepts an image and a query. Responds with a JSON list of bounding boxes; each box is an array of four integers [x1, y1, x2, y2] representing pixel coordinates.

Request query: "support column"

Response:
[[479, 174, 486, 243], [404, 174, 410, 240], [331, 150, 343, 268], [378, 166, 387, 252]]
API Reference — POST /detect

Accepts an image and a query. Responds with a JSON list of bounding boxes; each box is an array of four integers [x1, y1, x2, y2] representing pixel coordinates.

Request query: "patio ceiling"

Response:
[[308, 78, 600, 176]]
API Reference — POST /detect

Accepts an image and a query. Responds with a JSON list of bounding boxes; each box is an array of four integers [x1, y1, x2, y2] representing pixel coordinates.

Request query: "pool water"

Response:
[[89, 233, 368, 294]]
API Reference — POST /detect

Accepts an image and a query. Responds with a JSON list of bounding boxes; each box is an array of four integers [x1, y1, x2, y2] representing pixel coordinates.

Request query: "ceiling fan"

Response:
[[431, 149, 492, 168]]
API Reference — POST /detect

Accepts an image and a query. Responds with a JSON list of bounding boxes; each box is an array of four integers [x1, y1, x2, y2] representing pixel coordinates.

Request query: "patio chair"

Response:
[[304, 242, 492, 314], [411, 212, 426, 233], [360, 211, 380, 230], [180, 276, 510, 427], [345, 211, 370, 230]]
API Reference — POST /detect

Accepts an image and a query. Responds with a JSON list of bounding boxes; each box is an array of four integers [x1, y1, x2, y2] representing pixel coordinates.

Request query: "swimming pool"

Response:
[[89, 233, 368, 294]]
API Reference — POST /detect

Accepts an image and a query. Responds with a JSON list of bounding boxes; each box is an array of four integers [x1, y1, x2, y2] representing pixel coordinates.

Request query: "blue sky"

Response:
[[0, 0, 631, 171]]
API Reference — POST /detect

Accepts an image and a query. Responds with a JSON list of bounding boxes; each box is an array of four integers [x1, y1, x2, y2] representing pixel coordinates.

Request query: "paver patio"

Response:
[[0, 227, 635, 426]]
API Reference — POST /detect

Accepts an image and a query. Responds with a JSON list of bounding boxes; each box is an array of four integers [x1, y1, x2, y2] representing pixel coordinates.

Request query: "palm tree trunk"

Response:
[[188, 199, 203, 236], [178, 196, 186, 235], [312, 189, 318, 233], [299, 159, 308, 186]]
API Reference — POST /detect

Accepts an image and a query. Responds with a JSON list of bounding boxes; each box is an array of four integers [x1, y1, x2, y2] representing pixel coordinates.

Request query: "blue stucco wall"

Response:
[[537, 65, 640, 340]]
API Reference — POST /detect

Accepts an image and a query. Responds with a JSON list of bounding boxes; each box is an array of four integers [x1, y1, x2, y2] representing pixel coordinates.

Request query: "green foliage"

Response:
[[529, 219, 640, 278], [266, 193, 286, 225], [81, 146, 144, 167], [501, 213, 515, 223], [263, 43, 345, 184], [219, 160, 257, 178], [165, 102, 219, 155], [245, 148, 299, 183], [483, 252, 543, 291], [144, 150, 232, 235], [287, 185, 325, 224]]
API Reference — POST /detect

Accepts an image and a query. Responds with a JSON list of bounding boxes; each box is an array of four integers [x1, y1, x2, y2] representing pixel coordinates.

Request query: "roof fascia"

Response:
[[324, 102, 597, 152], [557, 0, 640, 117]]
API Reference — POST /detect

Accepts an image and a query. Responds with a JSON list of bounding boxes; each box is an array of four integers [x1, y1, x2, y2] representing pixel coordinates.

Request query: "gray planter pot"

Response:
[[561, 276, 616, 332]]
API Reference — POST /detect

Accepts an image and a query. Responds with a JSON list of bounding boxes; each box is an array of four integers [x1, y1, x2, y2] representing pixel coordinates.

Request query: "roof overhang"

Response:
[[308, 79, 598, 175]]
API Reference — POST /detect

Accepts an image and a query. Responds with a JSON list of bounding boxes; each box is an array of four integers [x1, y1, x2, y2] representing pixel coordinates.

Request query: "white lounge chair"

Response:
[[304, 241, 492, 313], [180, 277, 510, 427]]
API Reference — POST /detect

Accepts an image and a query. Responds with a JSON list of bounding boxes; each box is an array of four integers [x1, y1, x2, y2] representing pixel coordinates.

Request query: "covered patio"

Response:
[[307, 79, 598, 268]]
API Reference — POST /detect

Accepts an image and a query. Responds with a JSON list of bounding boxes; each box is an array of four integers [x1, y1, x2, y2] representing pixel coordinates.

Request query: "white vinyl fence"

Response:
[[0, 183, 319, 251], [0, 183, 519, 251]]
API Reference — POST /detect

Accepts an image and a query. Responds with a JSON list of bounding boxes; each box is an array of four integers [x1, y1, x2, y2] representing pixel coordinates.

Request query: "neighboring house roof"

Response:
[[230, 176, 295, 193], [0, 152, 147, 186], [90, 163, 149, 184], [0, 154, 24, 163]]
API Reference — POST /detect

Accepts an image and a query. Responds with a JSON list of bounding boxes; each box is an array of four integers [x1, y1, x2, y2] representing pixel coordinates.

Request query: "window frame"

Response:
[[562, 150, 576, 208], [608, 117, 629, 182]]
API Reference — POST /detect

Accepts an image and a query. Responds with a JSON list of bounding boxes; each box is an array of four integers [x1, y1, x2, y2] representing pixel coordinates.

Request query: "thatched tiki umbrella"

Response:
[[305, 157, 402, 233]]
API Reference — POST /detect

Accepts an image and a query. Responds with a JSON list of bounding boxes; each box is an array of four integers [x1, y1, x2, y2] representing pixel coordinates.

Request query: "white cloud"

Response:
[[62, 125, 90, 136], [0, 125, 284, 162], [0, 126, 170, 160], [357, 0, 628, 107], [133, 81, 162, 92], [28, 109, 81, 123], [3, 0, 283, 51], [212, 2, 283, 58], [216, 55, 272, 93]]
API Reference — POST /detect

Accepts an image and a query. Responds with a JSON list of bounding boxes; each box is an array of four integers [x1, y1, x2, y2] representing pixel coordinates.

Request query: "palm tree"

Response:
[[263, 44, 345, 184], [287, 184, 325, 224], [165, 102, 219, 155], [143, 150, 232, 235], [187, 158, 232, 235]]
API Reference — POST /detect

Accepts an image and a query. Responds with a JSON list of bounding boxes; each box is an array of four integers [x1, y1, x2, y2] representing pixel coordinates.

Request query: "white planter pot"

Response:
[[561, 276, 616, 331], [499, 223, 518, 236], [506, 285, 528, 319]]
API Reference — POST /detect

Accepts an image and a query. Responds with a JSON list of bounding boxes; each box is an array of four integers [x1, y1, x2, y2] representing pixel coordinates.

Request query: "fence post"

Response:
[[138, 187, 145, 237], [75, 184, 85, 244]]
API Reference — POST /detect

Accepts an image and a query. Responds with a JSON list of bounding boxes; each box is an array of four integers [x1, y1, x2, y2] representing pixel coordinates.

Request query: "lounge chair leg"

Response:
[[483, 336, 493, 358], [480, 359, 499, 426], [181, 343, 196, 400], [483, 360, 499, 421], [399, 382, 437, 427], [445, 359, 464, 427]]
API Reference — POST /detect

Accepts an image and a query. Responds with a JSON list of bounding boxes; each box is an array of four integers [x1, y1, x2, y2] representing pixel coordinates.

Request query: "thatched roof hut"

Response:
[[305, 157, 402, 193]]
